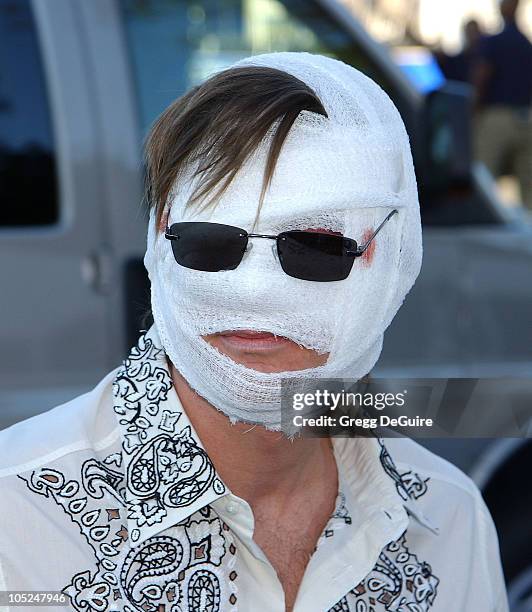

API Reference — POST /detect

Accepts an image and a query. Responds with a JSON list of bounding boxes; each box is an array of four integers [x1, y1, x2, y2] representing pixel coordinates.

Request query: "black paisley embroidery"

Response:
[[377, 440, 430, 502], [397, 471, 430, 500], [113, 331, 226, 542], [320, 490, 353, 542], [187, 570, 222, 611], [329, 534, 439, 611], [82, 458, 126, 505], [331, 491, 352, 523], [19, 456, 237, 612], [329, 598, 351, 612], [126, 429, 216, 509], [18, 329, 237, 611]]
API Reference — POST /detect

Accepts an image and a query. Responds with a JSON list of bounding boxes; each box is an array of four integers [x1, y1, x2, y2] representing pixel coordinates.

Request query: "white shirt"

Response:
[[0, 326, 508, 612]]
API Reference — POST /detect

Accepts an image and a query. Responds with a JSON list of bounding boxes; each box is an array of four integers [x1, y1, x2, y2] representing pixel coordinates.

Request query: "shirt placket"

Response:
[[292, 453, 410, 612], [212, 493, 286, 611]]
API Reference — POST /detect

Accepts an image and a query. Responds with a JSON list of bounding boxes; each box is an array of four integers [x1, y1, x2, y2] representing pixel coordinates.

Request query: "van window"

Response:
[[0, 0, 58, 226], [120, 0, 381, 136]]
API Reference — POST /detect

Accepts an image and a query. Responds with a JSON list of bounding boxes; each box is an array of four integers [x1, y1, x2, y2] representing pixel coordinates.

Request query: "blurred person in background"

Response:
[[473, 0, 532, 209], [436, 18, 483, 84]]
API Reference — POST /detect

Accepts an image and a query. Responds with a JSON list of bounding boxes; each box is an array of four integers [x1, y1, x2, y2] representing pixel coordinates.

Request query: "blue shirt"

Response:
[[479, 21, 532, 107]]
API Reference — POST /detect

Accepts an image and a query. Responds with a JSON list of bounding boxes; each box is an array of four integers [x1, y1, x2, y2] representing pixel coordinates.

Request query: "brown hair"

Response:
[[143, 65, 328, 231]]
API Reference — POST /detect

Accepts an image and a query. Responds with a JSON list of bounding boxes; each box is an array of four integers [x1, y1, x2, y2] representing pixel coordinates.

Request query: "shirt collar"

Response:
[[112, 325, 228, 547], [333, 435, 439, 535], [112, 325, 437, 548]]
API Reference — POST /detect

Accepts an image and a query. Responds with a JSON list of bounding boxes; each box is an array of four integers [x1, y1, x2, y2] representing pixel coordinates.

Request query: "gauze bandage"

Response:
[[144, 52, 422, 430]]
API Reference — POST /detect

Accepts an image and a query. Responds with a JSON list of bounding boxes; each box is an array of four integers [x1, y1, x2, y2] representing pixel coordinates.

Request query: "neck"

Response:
[[170, 364, 338, 506]]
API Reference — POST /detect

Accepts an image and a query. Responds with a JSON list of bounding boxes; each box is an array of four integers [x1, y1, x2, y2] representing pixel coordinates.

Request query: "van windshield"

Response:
[[120, 0, 394, 136]]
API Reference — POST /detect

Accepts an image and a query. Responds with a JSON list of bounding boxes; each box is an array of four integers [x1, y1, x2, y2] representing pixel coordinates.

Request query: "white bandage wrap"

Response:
[[144, 52, 422, 430]]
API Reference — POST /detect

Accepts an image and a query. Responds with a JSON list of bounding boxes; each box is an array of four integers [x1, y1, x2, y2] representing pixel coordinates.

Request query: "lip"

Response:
[[214, 329, 293, 351]]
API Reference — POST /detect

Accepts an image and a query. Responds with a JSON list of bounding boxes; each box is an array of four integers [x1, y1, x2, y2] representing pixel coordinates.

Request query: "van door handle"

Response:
[[81, 247, 114, 294]]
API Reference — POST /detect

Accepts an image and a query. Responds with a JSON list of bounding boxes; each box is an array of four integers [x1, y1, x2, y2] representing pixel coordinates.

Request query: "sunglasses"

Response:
[[164, 209, 398, 282]]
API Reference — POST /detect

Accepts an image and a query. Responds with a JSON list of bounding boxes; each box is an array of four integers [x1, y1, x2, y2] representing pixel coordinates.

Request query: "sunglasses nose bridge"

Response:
[[241, 235, 279, 265]]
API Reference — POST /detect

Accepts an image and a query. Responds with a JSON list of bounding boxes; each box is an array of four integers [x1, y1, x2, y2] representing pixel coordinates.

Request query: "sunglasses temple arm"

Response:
[[354, 209, 398, 256]]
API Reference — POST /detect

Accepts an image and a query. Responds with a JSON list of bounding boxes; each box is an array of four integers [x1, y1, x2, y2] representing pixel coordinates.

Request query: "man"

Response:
[[436, 19, 482, 84], [473, 0, 532, 209], [0, 52, 508, 611]]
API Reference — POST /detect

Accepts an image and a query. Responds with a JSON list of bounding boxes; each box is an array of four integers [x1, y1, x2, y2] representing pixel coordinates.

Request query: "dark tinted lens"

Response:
[[277, 231, 356, 281], [167, 222, 248, 272]]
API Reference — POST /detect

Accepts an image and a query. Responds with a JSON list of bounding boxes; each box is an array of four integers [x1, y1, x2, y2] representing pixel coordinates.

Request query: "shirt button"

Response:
[[226, 502, 238, 515]]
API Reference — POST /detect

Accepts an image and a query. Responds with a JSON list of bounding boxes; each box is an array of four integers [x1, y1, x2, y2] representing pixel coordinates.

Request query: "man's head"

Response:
[[464, 19, 482, 50], [143, 52, 422, 430], [500, 0, 519, 22]]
